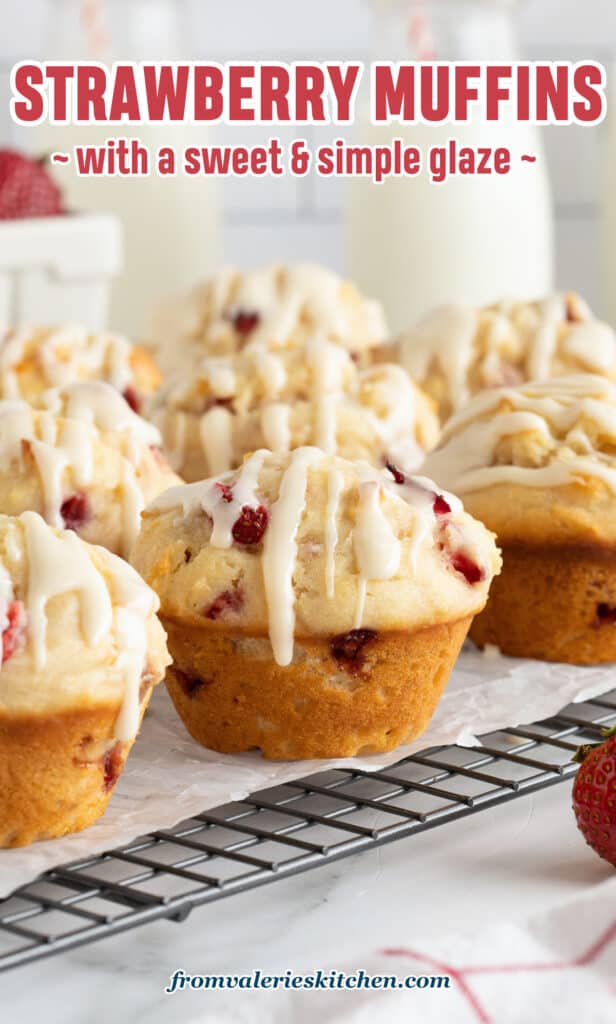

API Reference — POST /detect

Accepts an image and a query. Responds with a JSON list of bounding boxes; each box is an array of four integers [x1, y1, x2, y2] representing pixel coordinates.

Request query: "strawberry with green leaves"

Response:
[[572, 726, 616, 867]]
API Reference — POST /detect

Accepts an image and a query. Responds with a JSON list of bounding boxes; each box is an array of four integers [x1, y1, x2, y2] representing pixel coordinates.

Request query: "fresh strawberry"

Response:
[[102, 743, 124, 793], [385, 462, 452, 517], [122, 386, 141, 414], [385, 461, 406, 485], [449, 551, 484, 585], [230, 311, 260, 336], [330, 628, 377, 675], [572, 726, 616, 867], [204, 588, 243, 620], [232, 504, 269, 545], [2, 600, 27, 663], [0, 149, 63, 220], [215, 482, 234, 503], [61, 492, 91, 531], [433, 493, 452, 516]]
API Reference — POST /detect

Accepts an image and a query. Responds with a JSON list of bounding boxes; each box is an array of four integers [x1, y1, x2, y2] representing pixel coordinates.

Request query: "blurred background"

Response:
[[0, 0, 614, 335]]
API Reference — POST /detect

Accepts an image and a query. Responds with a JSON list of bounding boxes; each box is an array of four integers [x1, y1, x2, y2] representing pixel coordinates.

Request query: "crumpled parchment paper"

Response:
[[1, 646, 613, 897]]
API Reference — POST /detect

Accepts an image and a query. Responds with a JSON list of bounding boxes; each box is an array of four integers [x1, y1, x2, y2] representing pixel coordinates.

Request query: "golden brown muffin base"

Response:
[[470, 543, 616, 664], [0, 686, 153, 848], [162, 617, 472, 759]]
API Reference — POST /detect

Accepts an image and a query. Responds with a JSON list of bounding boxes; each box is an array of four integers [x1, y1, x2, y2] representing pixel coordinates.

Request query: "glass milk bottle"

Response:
[[347, 0, 554, 333], [36, 0, 222, 337]]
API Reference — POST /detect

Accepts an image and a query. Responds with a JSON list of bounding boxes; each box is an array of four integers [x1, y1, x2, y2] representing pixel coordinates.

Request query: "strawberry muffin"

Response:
[[423, 374, 616, 663], [132, 449, 500, 759], [145, 262, 389, 374], [42, 379, 174, 469], [0, 322, 161, 412], [0, 392, 180, 557], [151, 337, 439, 481], [0, 511, 170, 846], [394, 292, 616, 421]]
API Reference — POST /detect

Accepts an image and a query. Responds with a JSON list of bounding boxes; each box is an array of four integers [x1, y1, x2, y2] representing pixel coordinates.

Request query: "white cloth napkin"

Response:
[[187, 876, 616, 1023]]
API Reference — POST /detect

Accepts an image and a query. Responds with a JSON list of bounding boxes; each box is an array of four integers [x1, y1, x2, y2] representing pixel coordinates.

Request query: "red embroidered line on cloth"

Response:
[[382, 916, 616, 1024]]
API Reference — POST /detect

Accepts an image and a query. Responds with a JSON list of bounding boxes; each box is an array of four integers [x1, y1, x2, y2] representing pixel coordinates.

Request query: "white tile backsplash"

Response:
[[223, 216, 345, 271], [0, 0, 614, 316]]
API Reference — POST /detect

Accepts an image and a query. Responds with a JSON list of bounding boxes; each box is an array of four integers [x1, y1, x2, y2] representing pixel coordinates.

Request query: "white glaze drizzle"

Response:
[[306, 336, 350, 453], [249, 348, 287, 397], [22, 511, 113, 671], [157, 332, 432, 474], [4, 522, 22, 565], [216, 263, 386, 349], [0, 562, 14, 631], [199, 405, 234, 475], [401, 304, 479, 412], [260, 403, 291, 453], [14, 512, 159, 739], [262, 447, 323, 665], [562, 322, 616, 372], [352, 479, 402, 627], [151, 448, 474, 667], [120, 461, 146, 557], [95, 547, 160, 741], [44, 380, 161, 465], [527, 295, 565, 380], [324, 467, 344, 599], [0, 324, 135, 396], [28, 439, 70, 527], [423, 374, 616, 495], [400, 295, 616, 414], [199, 357, 237, 398], [0, 401, 144, 554], [151, 449, 269, 550], [163, 409, 188, 472]]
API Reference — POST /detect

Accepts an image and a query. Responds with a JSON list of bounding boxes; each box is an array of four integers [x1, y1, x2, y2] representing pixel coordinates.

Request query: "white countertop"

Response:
[[2, 779, 611, 1023]]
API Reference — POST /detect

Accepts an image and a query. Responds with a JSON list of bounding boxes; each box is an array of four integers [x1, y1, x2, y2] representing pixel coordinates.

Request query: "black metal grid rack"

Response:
[[2, 688, 615, 973]]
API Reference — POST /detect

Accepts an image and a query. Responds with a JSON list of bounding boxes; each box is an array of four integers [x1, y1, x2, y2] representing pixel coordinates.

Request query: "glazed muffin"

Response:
[[151, 337, 439, 481], [0, 322, 162, 412], [132, 449, 500, 759], [422, 374, 616, 663], [145, 263, 389, 373], [0, 390, 180, 557], [42, 379, 175, 468], [394, 293, 616, 421], [0, 511, 170, 847]]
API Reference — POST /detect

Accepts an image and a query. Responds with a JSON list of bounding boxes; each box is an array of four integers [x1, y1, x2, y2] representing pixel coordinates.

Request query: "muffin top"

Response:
[[422, 374, 616, 544], [133, 448, 500, 666], [0, 393, 180, 557], [399, 293, 616, 421], [0, 511, 169, 738], [152, 337, 439, 480], [146, 263, 388, 371], [0, 323, 162, 410], [43, 379, 162, 463]]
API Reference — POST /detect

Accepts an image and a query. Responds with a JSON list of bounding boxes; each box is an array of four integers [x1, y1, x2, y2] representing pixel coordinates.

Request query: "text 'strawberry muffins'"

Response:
[[151, 336, 439, 481], [422, 374, 616, 664], [0, 512, 170, 847], [132, 449, 500, 759], [0, 383, 180, 557], [394, 292, 616, 421], [145, 262, 389, 373], [0, 322, 161, 411]]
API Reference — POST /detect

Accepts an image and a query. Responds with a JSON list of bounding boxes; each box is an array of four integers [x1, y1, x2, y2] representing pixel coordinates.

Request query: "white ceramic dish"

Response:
[[0, 211, 122, 329]]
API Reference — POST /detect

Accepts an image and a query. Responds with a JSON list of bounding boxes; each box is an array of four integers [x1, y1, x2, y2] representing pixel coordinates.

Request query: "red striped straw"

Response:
[[407, 0, 437, 60], [81, 0, 110, 58]]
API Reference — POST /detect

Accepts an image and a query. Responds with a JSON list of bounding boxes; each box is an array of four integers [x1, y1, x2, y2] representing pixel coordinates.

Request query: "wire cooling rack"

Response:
[[1, 689, 615, 973]]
